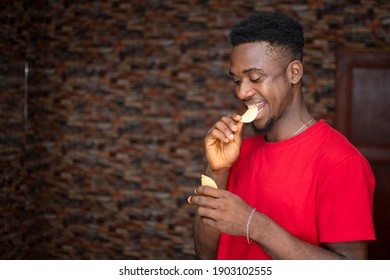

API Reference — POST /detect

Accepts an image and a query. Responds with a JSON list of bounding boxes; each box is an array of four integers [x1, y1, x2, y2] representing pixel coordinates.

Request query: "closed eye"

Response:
[[233, 79, 241, 85], [250, 77, 263, 83]]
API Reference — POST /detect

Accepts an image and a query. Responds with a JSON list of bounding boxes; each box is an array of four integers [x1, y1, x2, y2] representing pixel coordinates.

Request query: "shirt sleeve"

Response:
[[316, 155, 376, 243]]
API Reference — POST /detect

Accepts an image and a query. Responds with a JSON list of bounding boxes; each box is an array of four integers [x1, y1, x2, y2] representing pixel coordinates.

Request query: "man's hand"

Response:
[[205, 114, 244, 171], [189, 186, 253, 237]]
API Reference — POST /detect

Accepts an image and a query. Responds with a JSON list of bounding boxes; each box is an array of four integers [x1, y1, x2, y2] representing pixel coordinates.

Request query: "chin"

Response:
[[252, 118, 275, 135]]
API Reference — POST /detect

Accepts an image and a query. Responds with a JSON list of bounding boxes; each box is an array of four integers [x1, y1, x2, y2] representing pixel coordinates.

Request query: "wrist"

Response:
[[205, 165, 231, 189], [206, 165, 231, 176]]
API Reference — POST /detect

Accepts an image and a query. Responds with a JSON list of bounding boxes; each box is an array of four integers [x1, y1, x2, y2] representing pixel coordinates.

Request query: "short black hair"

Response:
[[229, 12, 304, 61]]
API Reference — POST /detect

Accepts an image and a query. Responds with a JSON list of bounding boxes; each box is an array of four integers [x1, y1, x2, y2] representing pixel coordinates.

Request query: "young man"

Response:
[[188, 12, 375, 260]]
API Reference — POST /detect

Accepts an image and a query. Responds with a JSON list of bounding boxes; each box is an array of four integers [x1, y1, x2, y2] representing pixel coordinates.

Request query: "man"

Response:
[[188, 12, 375, 260]]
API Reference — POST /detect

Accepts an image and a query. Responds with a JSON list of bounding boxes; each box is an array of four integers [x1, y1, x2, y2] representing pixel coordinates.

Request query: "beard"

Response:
[[251, 117, 275, 135]]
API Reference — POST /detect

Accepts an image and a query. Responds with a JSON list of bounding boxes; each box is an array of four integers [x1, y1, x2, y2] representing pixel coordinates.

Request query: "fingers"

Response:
[[195, 185, 221, 198], [207, 114, 243, 143], [187, 186, 221, 206], [188, 187, 220, 224], [235, 120, 244, 139]]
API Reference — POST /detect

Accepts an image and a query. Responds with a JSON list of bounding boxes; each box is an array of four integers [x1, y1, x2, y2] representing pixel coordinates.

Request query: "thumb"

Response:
[[234, 121, 244, 143]]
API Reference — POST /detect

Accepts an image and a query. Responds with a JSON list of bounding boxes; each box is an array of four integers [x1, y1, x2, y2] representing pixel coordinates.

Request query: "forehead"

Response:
[[229, 42, 281, 74]]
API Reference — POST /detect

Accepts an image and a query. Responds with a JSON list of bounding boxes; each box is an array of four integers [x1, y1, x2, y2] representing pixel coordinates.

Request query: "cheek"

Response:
[[263, 83, 292, 118], [263, 83, 280, 107], [269, 77, 291, 102]]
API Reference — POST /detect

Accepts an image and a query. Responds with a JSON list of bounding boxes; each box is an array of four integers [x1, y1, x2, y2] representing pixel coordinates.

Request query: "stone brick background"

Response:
[[0, 0, 389, 259]]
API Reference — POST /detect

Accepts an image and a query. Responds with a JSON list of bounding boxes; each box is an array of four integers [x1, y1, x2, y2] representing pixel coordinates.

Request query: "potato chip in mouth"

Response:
[[201, 174, 218, 189], [240, 104, 259, 123]]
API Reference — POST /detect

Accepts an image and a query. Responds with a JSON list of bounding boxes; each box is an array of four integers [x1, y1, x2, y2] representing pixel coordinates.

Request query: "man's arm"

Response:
[[191, 187, 369, 260], [192, 167, 230, 259], [193, 208, 221, 259], [249, 210, 368, 259]]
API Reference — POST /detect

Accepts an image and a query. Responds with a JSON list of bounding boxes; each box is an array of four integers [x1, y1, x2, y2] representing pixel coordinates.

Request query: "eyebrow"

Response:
[[229, 67, 263, 76]]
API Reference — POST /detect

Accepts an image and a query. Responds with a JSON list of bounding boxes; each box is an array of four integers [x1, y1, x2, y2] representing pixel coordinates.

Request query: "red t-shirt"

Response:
[[217, 120, 376, 260]]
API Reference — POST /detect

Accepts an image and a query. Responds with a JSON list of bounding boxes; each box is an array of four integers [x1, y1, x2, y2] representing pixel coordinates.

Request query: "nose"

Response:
[[236, 80, 255, 101]]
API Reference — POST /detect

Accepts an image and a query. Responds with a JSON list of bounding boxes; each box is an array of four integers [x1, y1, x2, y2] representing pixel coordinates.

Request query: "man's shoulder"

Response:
[[314, 121, 366, 163]]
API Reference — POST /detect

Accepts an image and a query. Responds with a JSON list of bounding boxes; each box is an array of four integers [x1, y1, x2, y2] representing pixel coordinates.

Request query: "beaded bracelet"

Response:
[[246, 208, 257, 244]]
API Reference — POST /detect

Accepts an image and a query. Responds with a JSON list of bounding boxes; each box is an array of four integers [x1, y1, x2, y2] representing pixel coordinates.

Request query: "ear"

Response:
[[287, 60, 303, 85]]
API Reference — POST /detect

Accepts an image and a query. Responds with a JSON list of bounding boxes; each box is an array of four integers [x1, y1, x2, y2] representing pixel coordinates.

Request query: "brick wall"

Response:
[[1, 0, 389, 259]]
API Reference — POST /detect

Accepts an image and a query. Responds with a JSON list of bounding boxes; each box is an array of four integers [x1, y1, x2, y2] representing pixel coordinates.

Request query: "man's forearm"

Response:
[[193, 212, 221, 259], [250, 211, 368, 260], [193, 166, 231, 259]]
